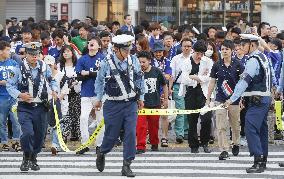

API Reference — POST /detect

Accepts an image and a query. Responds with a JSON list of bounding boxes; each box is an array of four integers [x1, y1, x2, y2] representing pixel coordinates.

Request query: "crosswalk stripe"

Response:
[[0, 162, 282, 169], [0, 176, 269, 179], [0, 168, 284, 176], [1, 156, 284, 161], [2, 151, 284, 155], [0, 151, 283, 178]]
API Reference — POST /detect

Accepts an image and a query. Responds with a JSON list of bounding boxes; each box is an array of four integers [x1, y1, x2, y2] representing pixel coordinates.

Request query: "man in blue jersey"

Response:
[[0, 41, 21, 152], [75, 36, 105, 154]]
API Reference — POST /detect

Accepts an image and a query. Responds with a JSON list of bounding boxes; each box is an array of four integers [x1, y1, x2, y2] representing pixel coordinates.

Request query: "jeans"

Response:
[[173, 84, 187, 137], [51, 127, 60, 149], [0, 97, 21, 144]]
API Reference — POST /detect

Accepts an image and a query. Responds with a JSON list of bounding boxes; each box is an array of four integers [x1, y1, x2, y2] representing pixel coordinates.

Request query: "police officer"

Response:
[[6, 42, 58, 172], [224, 34, 272, 173], [94, 34, 144, 177]]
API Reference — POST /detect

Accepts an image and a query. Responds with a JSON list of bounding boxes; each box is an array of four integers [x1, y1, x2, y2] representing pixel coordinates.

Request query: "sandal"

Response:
[[161, 138, 168, 147], [12, 141, 21, 152], [1, 144, 10, 151]]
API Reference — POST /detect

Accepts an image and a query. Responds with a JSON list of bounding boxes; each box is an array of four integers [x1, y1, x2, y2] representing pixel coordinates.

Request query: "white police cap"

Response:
[[240, 34, 260, 41], [44, 55, 55, 65], [24, 42, 42, 55], [112, 34, 134, 48]]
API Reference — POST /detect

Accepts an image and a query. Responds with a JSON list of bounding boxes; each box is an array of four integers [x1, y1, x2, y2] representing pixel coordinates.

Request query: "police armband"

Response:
[[240, 73, 253, 84]]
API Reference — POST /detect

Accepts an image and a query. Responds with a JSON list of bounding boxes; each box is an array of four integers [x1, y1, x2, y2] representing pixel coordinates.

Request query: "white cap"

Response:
[[240, 34, 260, 41], [44, 55, 55, 65], [192, 26, 200, 34], [112, 34, 134, 47]]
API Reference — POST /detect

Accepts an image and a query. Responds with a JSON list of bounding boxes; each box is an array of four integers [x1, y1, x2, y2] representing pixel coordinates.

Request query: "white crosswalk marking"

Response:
[[0, 151, 284, 178]]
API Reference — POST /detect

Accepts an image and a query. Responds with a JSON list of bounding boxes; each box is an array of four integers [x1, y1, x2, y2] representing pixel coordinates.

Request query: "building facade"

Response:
[[0, 0, 284, 32], [262, 0, 284, 31]]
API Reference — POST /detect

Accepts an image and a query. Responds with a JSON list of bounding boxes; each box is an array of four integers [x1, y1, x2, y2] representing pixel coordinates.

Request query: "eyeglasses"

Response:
[[182, 45, 192, 48]]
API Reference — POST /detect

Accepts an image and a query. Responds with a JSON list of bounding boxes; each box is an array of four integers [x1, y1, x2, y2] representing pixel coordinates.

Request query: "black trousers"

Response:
[[185, 87, 212, 148]]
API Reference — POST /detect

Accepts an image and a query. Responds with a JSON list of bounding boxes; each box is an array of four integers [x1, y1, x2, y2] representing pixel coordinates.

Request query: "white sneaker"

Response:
[[239, 137, 247, 146]]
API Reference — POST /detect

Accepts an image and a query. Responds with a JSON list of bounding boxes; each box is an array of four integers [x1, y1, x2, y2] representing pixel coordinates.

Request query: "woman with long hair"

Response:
[[57, 45, 81, 147]]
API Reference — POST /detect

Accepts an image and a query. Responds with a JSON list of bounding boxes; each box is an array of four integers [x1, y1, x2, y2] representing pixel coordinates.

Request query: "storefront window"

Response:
[[180, 0, 261, 31], [93, 0, 127, 24], [138, 0, 178, 28]]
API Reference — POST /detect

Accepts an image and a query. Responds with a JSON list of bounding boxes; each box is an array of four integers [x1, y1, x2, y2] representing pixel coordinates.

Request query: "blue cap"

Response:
[[152, 40, 165, 52]]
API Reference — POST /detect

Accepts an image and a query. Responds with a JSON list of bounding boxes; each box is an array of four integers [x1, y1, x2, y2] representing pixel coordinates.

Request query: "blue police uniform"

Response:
[[6, 42, 58, 172], [229, 46, 272, 173], [94, 34, 144, 176]]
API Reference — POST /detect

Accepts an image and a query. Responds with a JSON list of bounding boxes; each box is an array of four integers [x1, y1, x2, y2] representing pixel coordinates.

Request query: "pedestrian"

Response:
[[206, 40, 244, 160], [75, 36, 104, 154], [179, 40, 213, 153], [170, 38, 193, 143], [136, 51, 168, 154], [94, 34, 144, 177], [6, 42, 58, 171], [224, 34, 272, 173], [151, 40, 172, 147], [58, 45, 81, 142], [0, 40, 21, 152]]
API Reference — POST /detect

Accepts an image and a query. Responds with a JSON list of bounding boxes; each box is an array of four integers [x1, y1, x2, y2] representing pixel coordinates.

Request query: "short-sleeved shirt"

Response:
[[151, 57, 172, 75], [48, 46, 61, 63], [210, 58, 244, 104], [75, 52, 105, 97], [144, 66, 166, 108]]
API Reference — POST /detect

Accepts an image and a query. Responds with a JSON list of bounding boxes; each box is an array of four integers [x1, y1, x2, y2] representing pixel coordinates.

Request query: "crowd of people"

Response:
[[0, 14, 284, 176]]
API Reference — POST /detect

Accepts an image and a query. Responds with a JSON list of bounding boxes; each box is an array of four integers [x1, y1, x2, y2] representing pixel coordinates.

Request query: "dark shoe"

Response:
[[51, 147, 57, 156], [191, 148, 199, 153], [96, 152, 105, 172], [279, 163, 284, 167], [1, 144, 10, 151], [76, 147, 89, 155], [246, 156, 265, 173], [219, 151, 229, 160], [203, 145, 211, 153], [274, 132, 283, 140], [20, 152, 30, 172], [121, 160, 135, 177], [30, 154, 40, 171], [176, 136, 184, 144], [261, 156, 267, 169], [161, 138, 168, 147], [136, 149, 145, 154], [12, 141, 21, 152], [232, 145, 239, 156], [151, 144, 158, 151]]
